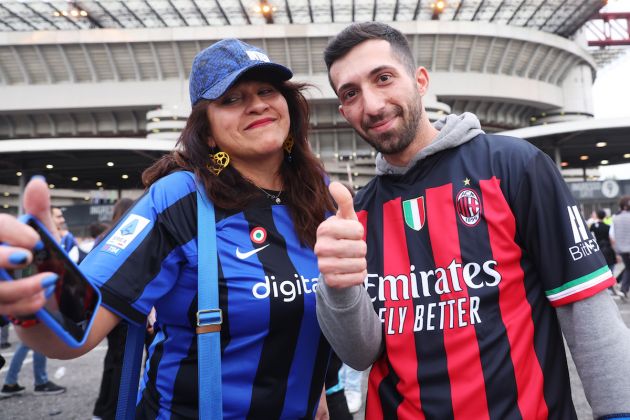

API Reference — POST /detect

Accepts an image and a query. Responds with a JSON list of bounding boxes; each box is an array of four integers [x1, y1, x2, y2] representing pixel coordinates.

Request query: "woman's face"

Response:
[[206, 79, 290, 168]]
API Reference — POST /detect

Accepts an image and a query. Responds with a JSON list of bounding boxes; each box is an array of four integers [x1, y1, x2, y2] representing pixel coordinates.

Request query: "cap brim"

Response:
[[198, 62, 293, 102]]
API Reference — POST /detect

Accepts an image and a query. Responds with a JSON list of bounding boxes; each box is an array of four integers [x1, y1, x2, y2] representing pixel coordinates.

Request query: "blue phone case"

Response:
[[0, 214, 101, 348]]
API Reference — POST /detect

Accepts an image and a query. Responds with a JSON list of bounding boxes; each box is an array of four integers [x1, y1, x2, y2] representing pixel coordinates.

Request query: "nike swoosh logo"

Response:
[[236, 244, 270, 260]]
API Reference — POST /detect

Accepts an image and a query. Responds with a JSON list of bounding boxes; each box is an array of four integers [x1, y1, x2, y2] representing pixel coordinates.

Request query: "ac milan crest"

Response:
[[403, 196, 426, 231], [456, 188, 482, 226]]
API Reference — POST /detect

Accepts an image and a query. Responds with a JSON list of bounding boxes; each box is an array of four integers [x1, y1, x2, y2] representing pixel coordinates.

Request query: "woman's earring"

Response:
[[283, 134, 294, 163], [207, 151, 230, 176]]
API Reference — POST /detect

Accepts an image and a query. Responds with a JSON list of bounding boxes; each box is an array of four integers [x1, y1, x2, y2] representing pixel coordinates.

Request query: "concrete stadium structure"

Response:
[[1, 0, 629, 218]]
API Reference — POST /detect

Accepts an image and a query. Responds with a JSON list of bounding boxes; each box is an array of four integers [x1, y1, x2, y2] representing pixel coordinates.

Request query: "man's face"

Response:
[[329, 39, 424, 156], [51, 208, 65, 230]]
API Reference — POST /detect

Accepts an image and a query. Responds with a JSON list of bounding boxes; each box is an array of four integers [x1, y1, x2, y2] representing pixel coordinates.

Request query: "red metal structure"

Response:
[[586, 12, 630, 47]]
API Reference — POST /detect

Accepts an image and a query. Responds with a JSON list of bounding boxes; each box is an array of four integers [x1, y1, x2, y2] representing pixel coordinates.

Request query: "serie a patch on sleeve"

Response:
[[101, 214, 151, 256]]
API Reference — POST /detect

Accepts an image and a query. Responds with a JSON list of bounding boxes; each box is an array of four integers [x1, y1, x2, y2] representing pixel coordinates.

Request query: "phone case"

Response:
[[0, 214, 102, 348]]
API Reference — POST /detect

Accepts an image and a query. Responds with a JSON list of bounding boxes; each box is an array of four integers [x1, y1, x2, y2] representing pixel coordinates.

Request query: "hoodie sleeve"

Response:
[[316, 279, 383, 370]]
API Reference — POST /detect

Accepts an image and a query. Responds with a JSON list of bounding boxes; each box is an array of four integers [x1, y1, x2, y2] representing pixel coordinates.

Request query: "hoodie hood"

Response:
[[375, 112, 484, 176]]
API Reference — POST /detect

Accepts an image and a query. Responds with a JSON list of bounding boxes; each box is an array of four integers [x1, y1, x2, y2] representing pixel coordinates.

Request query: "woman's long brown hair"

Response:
[[142, 80, 334, 248]]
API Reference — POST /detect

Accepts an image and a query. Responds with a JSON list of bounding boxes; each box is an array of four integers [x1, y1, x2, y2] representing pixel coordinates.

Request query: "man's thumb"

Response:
[[329, 182, 357, 220]]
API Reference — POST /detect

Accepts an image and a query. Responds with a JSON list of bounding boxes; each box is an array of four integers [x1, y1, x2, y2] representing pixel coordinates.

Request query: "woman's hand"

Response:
[[0, 176, 59, 316], [315, 387, 330, 420]]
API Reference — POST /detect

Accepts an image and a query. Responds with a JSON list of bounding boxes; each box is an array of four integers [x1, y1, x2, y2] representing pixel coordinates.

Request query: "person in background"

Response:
[[4, 38, 334, 419], [324, 352, 353, 420], [51, 207, 80, 263], [79, 222, 109, 257], [591, 209, 622, 297], [92, 198, 134, 420], [0, 205, 68, 399], [611, 196, 630, 298], [0, 322, 9, 349], [315, 21, 630, 419], [339, 364, 365, 414]]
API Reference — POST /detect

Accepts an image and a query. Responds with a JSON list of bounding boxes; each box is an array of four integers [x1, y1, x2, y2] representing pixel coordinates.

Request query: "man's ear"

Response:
[[338, 104, 347, 120], [415, 66, 430, 96]]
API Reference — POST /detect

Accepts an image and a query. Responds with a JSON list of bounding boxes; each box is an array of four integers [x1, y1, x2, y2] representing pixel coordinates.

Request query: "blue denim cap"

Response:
[[189, 39, 293, 106]]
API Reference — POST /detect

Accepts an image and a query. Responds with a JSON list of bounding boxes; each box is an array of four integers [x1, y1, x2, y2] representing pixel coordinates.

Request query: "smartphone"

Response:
[[0, 215, 101, 348]]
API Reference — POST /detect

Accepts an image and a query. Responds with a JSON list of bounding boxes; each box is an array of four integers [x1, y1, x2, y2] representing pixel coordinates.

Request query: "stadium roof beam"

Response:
[[539, 0, 569, 30], [167, 0, 189, 26], [471, 0, 485, 21], [93, 0, 124, 28], [121, 1, 147, 27], [489, 0, 506, 22], [47, 4, 82, 30], [33, 45, 53, 83], [9, 46, 29, 84], [331, 0, 335, 22], [587, 13, 630, 47], [284, 0, 293, 23], [0, 4, 37, 30], [143, 0, 168, 27], [307, 0, 314, 23], [0, 19, 15, 31], [372, 0, 377, 21], [506, 0, 528, 25], [214, 0, 230, 24], [127, 44, 141, 80], [149, 43, 164, 80], [75, 1, 104, 28], [103, 44, 120, 82], [22, 2, 60, 30], [57, 45, 76, 83], [561, 1, 605, 38], [190, 0, 209, 25], [523, 0, 548, 27], [0, 59, 6, 84], [413, 0, 421, 20], [554, 0, 591, 36], [81, 44, 98, 82], [236, 0, 252, 25]]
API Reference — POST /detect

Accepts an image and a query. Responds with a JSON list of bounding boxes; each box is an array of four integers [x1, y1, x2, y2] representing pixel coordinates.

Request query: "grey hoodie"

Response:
[[316, 113, 630, 418]]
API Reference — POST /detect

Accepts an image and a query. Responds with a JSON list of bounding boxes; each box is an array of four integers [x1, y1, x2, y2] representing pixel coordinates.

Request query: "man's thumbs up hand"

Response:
[[315, 182, 367, 288], [329, 182, 358, 221]]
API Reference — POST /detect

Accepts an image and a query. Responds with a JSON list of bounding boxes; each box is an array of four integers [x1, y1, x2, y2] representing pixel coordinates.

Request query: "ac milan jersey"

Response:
[[354, 134, 614, 419], [80, 171, 330, 419]]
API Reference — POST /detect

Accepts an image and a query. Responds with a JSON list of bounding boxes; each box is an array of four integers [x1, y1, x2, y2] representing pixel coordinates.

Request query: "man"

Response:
[[51, 207, 79, 263], [611, 196, 630, 296], [314, 22, 630, 419]]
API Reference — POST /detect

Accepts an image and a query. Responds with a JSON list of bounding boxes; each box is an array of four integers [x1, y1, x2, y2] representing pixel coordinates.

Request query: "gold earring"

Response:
[[283, 134, 294, 155], [283, 134, 294, 163], [207, 151, 230, 176]]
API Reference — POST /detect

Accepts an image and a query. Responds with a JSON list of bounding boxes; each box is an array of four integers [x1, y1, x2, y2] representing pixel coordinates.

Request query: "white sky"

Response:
[[590, 0, 630, 179]]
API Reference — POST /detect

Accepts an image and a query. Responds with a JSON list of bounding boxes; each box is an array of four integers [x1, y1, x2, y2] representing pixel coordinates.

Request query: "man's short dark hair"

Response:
[[324, 21, 416, 88], [619, 195, 630, 211], [596, 209, 606, 220]]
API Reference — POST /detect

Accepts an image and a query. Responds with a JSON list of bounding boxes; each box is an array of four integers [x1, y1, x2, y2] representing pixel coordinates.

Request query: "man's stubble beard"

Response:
[[359, 94, 422, 156]]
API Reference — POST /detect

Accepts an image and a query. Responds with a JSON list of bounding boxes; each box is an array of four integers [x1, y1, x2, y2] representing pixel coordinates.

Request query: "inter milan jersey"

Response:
[[80, 171, 330, 419], [354, 134, 614, 419]]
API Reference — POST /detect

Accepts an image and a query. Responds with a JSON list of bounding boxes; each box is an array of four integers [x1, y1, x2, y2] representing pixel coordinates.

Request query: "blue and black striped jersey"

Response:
[[354, 134, 614, 419], [80, 171, 330, 419]]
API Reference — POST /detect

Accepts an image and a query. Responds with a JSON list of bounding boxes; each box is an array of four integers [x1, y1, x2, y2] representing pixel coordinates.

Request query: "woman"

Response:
[[4, 38, 334, 419]]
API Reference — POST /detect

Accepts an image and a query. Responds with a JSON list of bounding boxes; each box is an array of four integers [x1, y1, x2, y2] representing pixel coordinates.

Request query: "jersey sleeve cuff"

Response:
[[99, 287, 148, 326], [546, 266, 615, 307]]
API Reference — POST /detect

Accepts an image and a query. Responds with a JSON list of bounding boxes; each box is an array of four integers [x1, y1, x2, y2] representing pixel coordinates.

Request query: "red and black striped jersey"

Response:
[[354, 134, 614, 419]]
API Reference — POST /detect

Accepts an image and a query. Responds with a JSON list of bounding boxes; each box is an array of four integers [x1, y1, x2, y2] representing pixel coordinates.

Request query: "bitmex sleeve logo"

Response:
[[567, 205, 600, 261]]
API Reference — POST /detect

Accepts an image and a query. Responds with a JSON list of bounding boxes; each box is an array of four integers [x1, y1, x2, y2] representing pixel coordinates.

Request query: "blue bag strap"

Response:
[[115, 323, 145, 420], [195, 177, 223, 419], [115, 171, 222, 419]]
